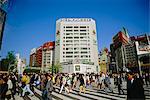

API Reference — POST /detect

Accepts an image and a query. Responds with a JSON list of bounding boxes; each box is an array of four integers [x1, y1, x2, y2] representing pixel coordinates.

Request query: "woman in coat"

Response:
[[46, 74, 53, 100]]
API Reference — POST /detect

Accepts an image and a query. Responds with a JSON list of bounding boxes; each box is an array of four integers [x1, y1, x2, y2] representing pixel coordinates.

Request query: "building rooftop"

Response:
[[57, 18, 95, 22]]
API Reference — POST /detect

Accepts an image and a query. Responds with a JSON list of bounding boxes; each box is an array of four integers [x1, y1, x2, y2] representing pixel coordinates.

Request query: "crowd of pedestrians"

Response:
[[0, 71, 149, 100]]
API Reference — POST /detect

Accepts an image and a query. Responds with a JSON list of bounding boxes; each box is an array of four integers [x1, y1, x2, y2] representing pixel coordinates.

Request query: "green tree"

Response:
[[50, 63, 62, 74], [6, 51, 16, 64], [0, 51, 16, 71]]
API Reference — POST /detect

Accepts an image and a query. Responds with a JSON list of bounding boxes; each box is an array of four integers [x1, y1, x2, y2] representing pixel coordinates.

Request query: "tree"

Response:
[[1, 51, 16, 71], [55, 63, 63, 73], [6, 51, 16, 64]]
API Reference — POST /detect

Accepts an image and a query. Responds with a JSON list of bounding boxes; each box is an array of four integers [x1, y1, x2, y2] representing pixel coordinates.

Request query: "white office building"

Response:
[[55, 18, 99, 73]]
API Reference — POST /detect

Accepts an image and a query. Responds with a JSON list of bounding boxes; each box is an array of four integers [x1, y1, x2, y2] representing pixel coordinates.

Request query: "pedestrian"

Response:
[[0, 74, 8, 100], [127, 73, 133, 99], [6, 75, 15, 100], [41, 74, 48, 100], [79, 74, 85, 94], [97, 73, 103, 90], [104, 73, 113, 94], [11, 73, 17, 97], [22, 73, 34, 97], [46, 74, 53, 100], [59, 74, 68, 93], [117, 73, 124, 94], [132, 73, 145, 100], [145, 73, 149, 87]]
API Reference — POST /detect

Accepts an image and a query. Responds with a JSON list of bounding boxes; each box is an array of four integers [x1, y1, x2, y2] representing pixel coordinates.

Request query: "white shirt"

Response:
[[131, 78, 134, 84], [7, 79, 13, 89]]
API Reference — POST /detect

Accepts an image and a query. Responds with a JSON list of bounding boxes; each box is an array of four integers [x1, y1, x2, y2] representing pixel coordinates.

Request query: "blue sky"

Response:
[[1, 0, 149, 64]]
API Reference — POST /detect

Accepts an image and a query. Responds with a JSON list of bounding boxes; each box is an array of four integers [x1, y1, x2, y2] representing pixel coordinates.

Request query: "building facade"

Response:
[[36, 46, 43, 67], [29, 41, 55, 72], [124, 43, 138, 69], [111, 28, 130, 72], [98, 48, 110, 73], [55, 18, 99, 73], [42, 41, 55, 71], [29, 48, 36, 67], [133, 34, 150, 73], [0, 8, 6, 50]]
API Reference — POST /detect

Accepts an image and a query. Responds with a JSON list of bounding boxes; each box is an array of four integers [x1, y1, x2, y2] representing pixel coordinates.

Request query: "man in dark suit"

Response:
[[46, 74, 53, 100], [127, 73, 145, 100], [117, 73, 124, 94]]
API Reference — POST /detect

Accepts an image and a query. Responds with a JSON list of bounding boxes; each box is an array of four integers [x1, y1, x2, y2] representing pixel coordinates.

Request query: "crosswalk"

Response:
[[14, 84, 150, 100]]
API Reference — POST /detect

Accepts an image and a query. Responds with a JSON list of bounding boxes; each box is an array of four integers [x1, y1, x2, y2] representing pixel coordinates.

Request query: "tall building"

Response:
[[29, 41, 55, 72], [98, 48, 110, 73], [36, 46, 42, 67], [111, 27, 130, 72], [133, 34, 150, 73], [55, 18, 99, 73], [42, 41, 55, 71], [29, 48, 36, 67], [123, 43, 138, 70], [109, 43, 116, 73]]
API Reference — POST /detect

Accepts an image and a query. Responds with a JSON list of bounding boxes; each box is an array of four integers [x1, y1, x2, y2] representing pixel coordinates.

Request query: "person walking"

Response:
[[97, 74, 103, 90], [11, 74, 17, 97], [46, 74, 53, 100], [7, 75, 14, 100], [41, 74, 48, 100], [79, 74, 85, 94], [59, 74, 69, 93], [127, 73, 145, 100], [145, 73, 149, 87], [117, 73, 124, 94], [22, 73, 34, 97], [0, 75, 8, 100], [104, 73, 113, 94]]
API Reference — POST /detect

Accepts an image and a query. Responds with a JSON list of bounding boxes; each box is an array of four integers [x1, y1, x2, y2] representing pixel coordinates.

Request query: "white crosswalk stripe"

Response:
[[20, 83, 150, 100]]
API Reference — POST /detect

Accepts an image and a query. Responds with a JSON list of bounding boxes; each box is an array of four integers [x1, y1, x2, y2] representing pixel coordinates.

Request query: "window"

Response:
[[66, 55, 73, 58], [66, 52, 73, 54], [66, 40, 73, 42], [75, 65, 80, 71], [74, 30, 78, 31], [66, 44, 73, 46], [81, 48, 87, 50], [74, 40, 79, 42], [81, 51, 88, 54], [80, 33, 86, 35], [66, 33, 73, 35], [66, 48, 73, 50], [66, 30, 72, 32], [74, 44, 79, 46], [74, 26, 78, 28], [80, 26, 86, 28], [74, 37, 79, 39], [74, 48, 79, 50], [74, 33, 79, 35], [80, 30, 86, 32], [66, 26, 73, 28], [74, 51, 79, 54], [66, 37, 73, 39], [81, 55, 88, 58]]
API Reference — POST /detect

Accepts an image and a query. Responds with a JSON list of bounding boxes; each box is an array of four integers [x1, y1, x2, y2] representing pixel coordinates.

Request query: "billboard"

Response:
[[0, 8, 6, 50], [135, 41, 150, 55]]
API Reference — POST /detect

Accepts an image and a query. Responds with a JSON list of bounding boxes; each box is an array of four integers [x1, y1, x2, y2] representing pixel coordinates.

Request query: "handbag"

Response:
[[6, 89, 11, 95]]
